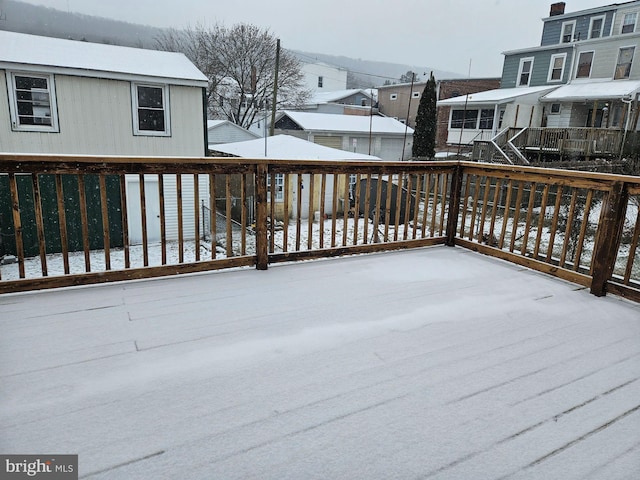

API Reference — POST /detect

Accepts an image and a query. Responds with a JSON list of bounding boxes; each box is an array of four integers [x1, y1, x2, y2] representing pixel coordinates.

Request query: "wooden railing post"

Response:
[[255, 163, 269, 270], [445, 164, 464, 246], [591, 181, 628, 297]]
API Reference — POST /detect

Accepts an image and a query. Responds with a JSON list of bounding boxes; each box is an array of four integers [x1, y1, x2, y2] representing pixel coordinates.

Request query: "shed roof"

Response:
[[278, 111, 413, 135], [0, 31, 208, 87], [211, 134, 382, 160]]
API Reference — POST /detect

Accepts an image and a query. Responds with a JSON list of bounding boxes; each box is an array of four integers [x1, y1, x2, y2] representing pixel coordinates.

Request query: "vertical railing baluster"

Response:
[[194, 174, 201, 261], [225, 174, 232, 258], [99, 174, 111, 271], [120, 175, 130, 269], [209, 173, 216, 260], [177, 174, 184, 263], [307, 173, 315, 250], [77, 174, 91, 272], [55, 174, 70, 274], [159, 174, 166, 265], [8, 173, 25, 278], [139, 174, 149, 267], [31, 174, 47, 277]]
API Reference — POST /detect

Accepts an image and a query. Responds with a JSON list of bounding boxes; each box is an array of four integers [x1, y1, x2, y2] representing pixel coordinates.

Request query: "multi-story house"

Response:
[[439, 1, 640, 161]]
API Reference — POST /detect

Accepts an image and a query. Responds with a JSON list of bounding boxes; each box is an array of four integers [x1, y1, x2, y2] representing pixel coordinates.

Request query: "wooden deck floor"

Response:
[[1, 246, 639, 479]]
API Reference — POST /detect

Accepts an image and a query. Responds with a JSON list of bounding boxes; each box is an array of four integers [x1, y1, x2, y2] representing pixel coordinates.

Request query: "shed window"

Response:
[[390, 93, 398, 100], [132, 83, 170, 136], [7, 72, 59, 132], [267, 173, 284, 202], [550, 103, 561, 114], [412, 92, 420, 98], [614, 47, 635, 79], [318, 76, 323, 88]]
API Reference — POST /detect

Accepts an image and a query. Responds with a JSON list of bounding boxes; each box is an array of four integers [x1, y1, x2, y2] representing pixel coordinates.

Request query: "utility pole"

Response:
[[401, 72, 415, 160], [269, 39, 280, 137]]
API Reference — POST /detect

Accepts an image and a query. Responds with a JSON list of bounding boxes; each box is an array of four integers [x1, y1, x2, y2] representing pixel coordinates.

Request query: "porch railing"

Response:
[[0, 155, 638, 303], [516, 127, 624, 160]]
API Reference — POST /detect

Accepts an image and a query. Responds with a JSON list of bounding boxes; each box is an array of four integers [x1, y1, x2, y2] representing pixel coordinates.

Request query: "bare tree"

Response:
[[156, 23, 309, 129]]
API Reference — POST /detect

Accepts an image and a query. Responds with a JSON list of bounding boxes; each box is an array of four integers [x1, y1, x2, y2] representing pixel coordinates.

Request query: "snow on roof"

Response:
[[540, 79, 640, 101], [280, 111, 413, 135], [437, 86, 558, 106], [0, 31, 208, 86], [211, 134, 382, 160], [308, 89, 375, 104]]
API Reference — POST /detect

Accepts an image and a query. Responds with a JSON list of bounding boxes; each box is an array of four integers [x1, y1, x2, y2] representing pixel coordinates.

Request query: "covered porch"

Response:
[[1, 246, 639, 479]]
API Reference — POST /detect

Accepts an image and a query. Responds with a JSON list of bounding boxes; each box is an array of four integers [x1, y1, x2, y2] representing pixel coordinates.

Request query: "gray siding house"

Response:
[[0, 31, 210, 246]]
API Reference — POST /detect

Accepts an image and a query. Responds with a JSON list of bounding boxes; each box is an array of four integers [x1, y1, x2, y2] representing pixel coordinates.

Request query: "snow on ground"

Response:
[[1, 247, 639, 479]]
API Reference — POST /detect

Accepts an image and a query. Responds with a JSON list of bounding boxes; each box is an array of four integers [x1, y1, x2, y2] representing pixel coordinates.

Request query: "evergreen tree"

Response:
[[412, 72, 437, 159]]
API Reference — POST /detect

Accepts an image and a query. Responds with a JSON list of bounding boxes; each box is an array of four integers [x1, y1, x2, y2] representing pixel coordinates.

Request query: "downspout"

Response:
[[620, 93, 635, 160], [491, 102, 500, 137]]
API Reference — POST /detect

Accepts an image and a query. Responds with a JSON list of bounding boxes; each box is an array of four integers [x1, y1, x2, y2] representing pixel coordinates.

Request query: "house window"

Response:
[[7, 72, 59, 132], [550, 103, 561, 114], [450, 109, 478, 129], [622, 12, 637, 34], [548, 54, 566, 82], [412, 92, 420, 98], [479, 109, 495, 129], [132, 83, 170, 136], [267, 173, 284, 202], [576, 51, 594, 78], [390, 93, 398, 100], [614, 47, 635, 79], [318, 76, 323, 88], [517, 57, 534, 87], [561, 20, 576, 43], [589, 16, 605, 39]]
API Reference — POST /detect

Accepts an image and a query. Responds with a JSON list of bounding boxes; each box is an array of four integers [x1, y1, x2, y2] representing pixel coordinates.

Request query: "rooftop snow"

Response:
[[280, 110, 413, 135], [0, 31, 208, 86], [541, 79, 640, 101], [308, 89, 374, 104], [1, 247, 639, 478], [211, 134, 382, 160], [438, 85, 558, 106]]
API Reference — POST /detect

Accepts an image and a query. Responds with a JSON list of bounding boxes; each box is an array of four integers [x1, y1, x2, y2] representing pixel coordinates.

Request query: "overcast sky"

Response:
[[20, 0, 608, 77]]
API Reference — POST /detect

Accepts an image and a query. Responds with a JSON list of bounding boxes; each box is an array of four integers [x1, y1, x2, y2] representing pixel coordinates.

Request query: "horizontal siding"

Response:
[[0, 73, 204, 156], [612, 5, 640, 35], [502, 48, 573, 88], [542, 11, 615, 46], [576, 37, 640, 79]]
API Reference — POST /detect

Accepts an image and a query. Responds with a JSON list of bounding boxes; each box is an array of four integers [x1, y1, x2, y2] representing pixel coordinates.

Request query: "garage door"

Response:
[[313, 135, 343, 150]]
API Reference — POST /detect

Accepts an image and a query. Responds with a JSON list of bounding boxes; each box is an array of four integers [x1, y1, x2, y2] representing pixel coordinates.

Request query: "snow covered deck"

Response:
[[1, 246, 639, 479]]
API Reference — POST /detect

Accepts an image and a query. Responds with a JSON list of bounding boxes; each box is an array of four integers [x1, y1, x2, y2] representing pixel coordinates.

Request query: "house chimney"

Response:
[[550, 2, 566, 16]]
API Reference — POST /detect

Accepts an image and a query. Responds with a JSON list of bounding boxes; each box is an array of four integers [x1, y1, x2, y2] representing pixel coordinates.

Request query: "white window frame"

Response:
[[550, 103, 561, 114], [621, 12, 638, 34], [390, 93, 398, 100], [517, 57, 535, 87], [318, 76, 323, 88], [412, 91, 420, 98], [561, 20, 576, 43], [576, 51, 595, 78], [131, 83, 171, 137], [267, 173, 284, 202], [614, 46, 635, 79], [589, 15, 606, 39], [6, 71, 59, 133], [547, 53, 567, 82]]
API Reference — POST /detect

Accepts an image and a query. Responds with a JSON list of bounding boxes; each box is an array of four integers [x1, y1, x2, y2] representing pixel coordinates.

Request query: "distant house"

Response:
[[0, 31, 209, 251], [377, 77, 501, 150], [295, 89, 377, 116], [438, 1, 640, 160], [273, 110, 413, 161], [207, 120, 261, 145], [300, 61, 348, 93], [211, 134, 382, 220]]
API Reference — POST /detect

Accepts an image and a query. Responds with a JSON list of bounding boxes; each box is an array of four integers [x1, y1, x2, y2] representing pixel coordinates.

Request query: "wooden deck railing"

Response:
[[515, 127, 624, 160], [1, 155, 638, 302]]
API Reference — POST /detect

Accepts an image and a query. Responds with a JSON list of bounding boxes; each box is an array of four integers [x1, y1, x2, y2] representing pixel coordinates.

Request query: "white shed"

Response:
[[0, 31, 210, 246]]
